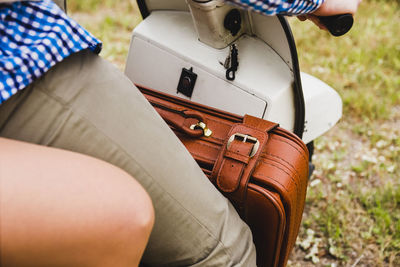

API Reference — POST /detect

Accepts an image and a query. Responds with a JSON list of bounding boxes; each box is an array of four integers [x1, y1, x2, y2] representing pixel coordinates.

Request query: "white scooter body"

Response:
[[125, 0, 342, 144]]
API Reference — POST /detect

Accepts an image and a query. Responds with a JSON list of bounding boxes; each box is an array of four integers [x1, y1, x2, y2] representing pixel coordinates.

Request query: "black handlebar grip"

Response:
[[318, 14, 354, 37]]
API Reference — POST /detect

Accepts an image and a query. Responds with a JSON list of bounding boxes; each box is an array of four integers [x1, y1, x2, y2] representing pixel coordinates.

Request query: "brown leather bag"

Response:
[[138, 86, 309, 267]]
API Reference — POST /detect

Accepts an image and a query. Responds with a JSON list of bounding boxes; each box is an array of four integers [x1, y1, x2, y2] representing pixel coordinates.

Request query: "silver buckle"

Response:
[[227, 133, 260, 158]]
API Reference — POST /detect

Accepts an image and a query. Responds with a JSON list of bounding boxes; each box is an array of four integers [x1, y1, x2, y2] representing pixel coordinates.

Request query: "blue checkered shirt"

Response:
[[228, 0, 324, 15], [0, 0, 101, 104]]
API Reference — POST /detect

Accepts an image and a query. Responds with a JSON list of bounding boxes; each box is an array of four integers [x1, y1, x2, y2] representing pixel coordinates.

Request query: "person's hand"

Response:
[[298, 0, 362, 30]]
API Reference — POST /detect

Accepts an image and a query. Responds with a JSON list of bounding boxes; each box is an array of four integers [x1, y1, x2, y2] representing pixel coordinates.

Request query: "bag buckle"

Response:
[[227, 133, 260, 158], [190, 122, 213, 137]]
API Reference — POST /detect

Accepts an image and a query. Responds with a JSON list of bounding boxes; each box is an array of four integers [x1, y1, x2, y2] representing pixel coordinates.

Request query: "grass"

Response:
[[289, 2, 400, 265], [68, 0, 141, 67], [68, 0, 400, 266], [359, 184, 400, 263]]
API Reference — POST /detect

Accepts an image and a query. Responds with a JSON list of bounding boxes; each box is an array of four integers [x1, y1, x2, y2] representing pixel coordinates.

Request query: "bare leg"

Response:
[[0, 137, 154, 267]]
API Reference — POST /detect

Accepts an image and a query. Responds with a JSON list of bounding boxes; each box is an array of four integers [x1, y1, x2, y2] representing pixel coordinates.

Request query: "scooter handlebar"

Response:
[[318, 14, 354, 37]]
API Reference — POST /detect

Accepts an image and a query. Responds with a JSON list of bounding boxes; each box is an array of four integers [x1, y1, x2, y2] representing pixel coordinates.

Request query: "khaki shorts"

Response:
[[0, 50, 256, 266]]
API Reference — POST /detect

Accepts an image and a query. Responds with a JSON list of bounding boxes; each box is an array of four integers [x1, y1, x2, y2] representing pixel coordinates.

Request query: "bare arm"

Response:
[[313, 0, 362, 16]]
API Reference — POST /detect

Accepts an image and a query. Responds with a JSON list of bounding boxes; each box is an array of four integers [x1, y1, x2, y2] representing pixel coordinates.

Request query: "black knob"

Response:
[[177, 67, 197, 98], [318, 14, 354, 37], [224, 9, 242, 36]]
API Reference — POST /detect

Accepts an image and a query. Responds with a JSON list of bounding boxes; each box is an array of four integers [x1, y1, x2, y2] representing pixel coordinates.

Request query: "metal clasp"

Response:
[[226, 44, 239, 81], [190, 122, 213, 137], [227, 133, 260, 157]]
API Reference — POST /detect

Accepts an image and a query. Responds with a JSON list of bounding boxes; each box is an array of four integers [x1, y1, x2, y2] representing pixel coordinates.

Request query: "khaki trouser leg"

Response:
[[0, 50, 256, 266]]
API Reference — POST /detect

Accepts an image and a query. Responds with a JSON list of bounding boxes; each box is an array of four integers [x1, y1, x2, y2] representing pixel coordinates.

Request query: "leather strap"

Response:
[[151, 102, 207, 137], [212, 115, 278, 215], [243, 115, 278, 132]]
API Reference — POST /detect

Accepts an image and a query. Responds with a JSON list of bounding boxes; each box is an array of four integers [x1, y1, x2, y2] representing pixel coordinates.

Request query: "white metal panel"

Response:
[[250, 13, 292, 70], [129, 12, 293, 94], [125, 11, 295, 128], [126, 37, 267, 117], [301, 72, 342, 144], [140, 1, 293, 68]]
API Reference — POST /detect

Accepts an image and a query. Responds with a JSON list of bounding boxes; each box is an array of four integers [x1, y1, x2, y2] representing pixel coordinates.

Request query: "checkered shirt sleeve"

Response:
[[0, 0, 101, 104], [227, 0, 325, 15]]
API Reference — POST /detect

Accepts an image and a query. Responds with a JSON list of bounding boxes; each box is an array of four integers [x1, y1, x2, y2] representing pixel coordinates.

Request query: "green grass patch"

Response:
[[359, 184, 400, 264], [69, 0, 142, 68]]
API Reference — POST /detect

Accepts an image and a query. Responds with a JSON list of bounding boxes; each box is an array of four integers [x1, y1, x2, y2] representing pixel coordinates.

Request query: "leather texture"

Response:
[[138, 86, 309, 267]]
